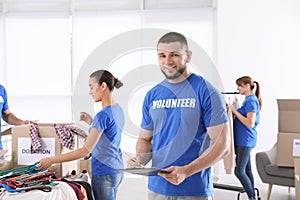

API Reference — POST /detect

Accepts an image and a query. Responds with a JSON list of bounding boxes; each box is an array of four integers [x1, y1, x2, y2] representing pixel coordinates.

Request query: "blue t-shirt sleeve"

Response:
[[91, 112, 109, 133], [202, 81, 228, 128], [0, 85, 9, 112], [141, 92, 153, 131], [245, 98, 258, 113]]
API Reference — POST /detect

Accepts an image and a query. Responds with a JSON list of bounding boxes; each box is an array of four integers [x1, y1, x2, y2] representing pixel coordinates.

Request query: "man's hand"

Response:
[[158, 166, 188, 185]]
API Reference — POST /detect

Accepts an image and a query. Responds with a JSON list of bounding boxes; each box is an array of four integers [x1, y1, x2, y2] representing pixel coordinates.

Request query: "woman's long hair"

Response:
[[236, 76, 262, 110]]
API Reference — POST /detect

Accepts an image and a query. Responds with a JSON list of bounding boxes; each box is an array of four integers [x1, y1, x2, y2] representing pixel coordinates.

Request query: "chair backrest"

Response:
[[264, 143, 277, 164]]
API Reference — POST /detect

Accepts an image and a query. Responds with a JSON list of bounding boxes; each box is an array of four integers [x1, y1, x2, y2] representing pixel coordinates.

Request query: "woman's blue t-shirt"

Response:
[[234, 94, 260, 147], [90, 104, 124, 176]]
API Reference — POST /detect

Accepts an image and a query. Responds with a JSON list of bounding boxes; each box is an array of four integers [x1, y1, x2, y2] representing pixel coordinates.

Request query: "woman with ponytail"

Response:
[[228, 76, 262, 200], [39, 70, 124, 200]]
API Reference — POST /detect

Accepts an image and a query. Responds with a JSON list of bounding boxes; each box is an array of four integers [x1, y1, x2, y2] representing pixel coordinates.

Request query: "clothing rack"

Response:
[[221, 92, 240, 106], [213, 183, 261, 200], [221, 92, 239, 94]]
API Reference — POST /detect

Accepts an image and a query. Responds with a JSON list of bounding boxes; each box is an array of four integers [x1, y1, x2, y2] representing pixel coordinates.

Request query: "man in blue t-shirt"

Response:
[[128, 32, 230, 199], [0, 84, 32, 150]]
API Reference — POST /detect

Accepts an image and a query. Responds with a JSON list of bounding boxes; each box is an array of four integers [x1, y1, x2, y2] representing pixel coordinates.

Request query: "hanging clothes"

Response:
[[29, 123, 41, 151], [221, 93, 240, 174], [53, 123, 87, 150], [29, 123, 87, 151], [222, 107, 236, 174]]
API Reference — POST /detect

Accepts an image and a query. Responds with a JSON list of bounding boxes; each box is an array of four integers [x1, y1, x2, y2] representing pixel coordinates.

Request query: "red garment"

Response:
[[29, 122, 41, 151], [28, 123, 87, 151], [63, 181, 85, 200], [54, 123, 88, 150]]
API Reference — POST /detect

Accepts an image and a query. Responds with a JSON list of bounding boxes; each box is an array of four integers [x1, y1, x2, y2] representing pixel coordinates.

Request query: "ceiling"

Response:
[[0, 0, 214, 12]]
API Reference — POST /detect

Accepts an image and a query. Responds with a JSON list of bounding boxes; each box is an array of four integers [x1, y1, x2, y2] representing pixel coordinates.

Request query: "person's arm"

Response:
[[127, 128, 153, 167], [2, 109, 32, 125], [159, 122, 230, 185], [38, 127, 101, 170], [228, 104, 256, 128]]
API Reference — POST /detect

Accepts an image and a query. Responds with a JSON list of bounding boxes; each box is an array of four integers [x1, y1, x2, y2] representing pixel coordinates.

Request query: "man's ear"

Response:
[[186, 50, 192, 63]]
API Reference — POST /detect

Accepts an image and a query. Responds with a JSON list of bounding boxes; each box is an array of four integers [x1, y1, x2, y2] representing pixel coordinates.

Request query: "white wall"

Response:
[[217, 0, 300, 151], [216, 0, 300, 187], [0, 13, 5, 83]]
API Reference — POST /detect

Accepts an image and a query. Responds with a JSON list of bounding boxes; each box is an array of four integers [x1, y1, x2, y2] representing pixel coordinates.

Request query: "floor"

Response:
[[117, 174, 296, 200], [213, 180, 295, 200]]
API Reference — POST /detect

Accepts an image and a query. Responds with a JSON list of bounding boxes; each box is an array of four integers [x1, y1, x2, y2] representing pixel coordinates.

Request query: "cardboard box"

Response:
[[0, 150, 11, 172], [0, 123, 78, 177], [277, 99, 300, 133], [295, 158, 300, 200], [277, 132, 300, 167]]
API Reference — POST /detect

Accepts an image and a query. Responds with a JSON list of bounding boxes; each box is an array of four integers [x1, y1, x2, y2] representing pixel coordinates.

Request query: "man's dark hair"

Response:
[[157, 32, 189, 50]]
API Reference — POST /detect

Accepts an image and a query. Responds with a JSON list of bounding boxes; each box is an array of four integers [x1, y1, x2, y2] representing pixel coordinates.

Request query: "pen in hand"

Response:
[[124, 151, 145, 168]]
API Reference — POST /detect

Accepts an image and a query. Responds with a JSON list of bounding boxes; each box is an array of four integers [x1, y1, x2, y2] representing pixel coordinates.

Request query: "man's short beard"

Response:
[[161, 66, 186, 80]]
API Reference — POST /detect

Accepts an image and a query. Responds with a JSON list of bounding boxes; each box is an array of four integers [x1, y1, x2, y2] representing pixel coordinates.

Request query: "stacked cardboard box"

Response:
[[294, 156, 300, 200], [0, 123, 79, 177], [276, 99, 300, 167]]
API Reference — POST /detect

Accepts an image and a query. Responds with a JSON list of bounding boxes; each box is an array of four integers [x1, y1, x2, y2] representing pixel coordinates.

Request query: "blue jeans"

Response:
[[234, 146, 255, 199], [91, 172, 123, 200]]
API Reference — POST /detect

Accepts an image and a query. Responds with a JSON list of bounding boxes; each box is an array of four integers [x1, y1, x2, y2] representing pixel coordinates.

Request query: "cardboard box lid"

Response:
[[277, 99, 300, 133], [0, 126, 15, 136], [278, 99, 300, 110]]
